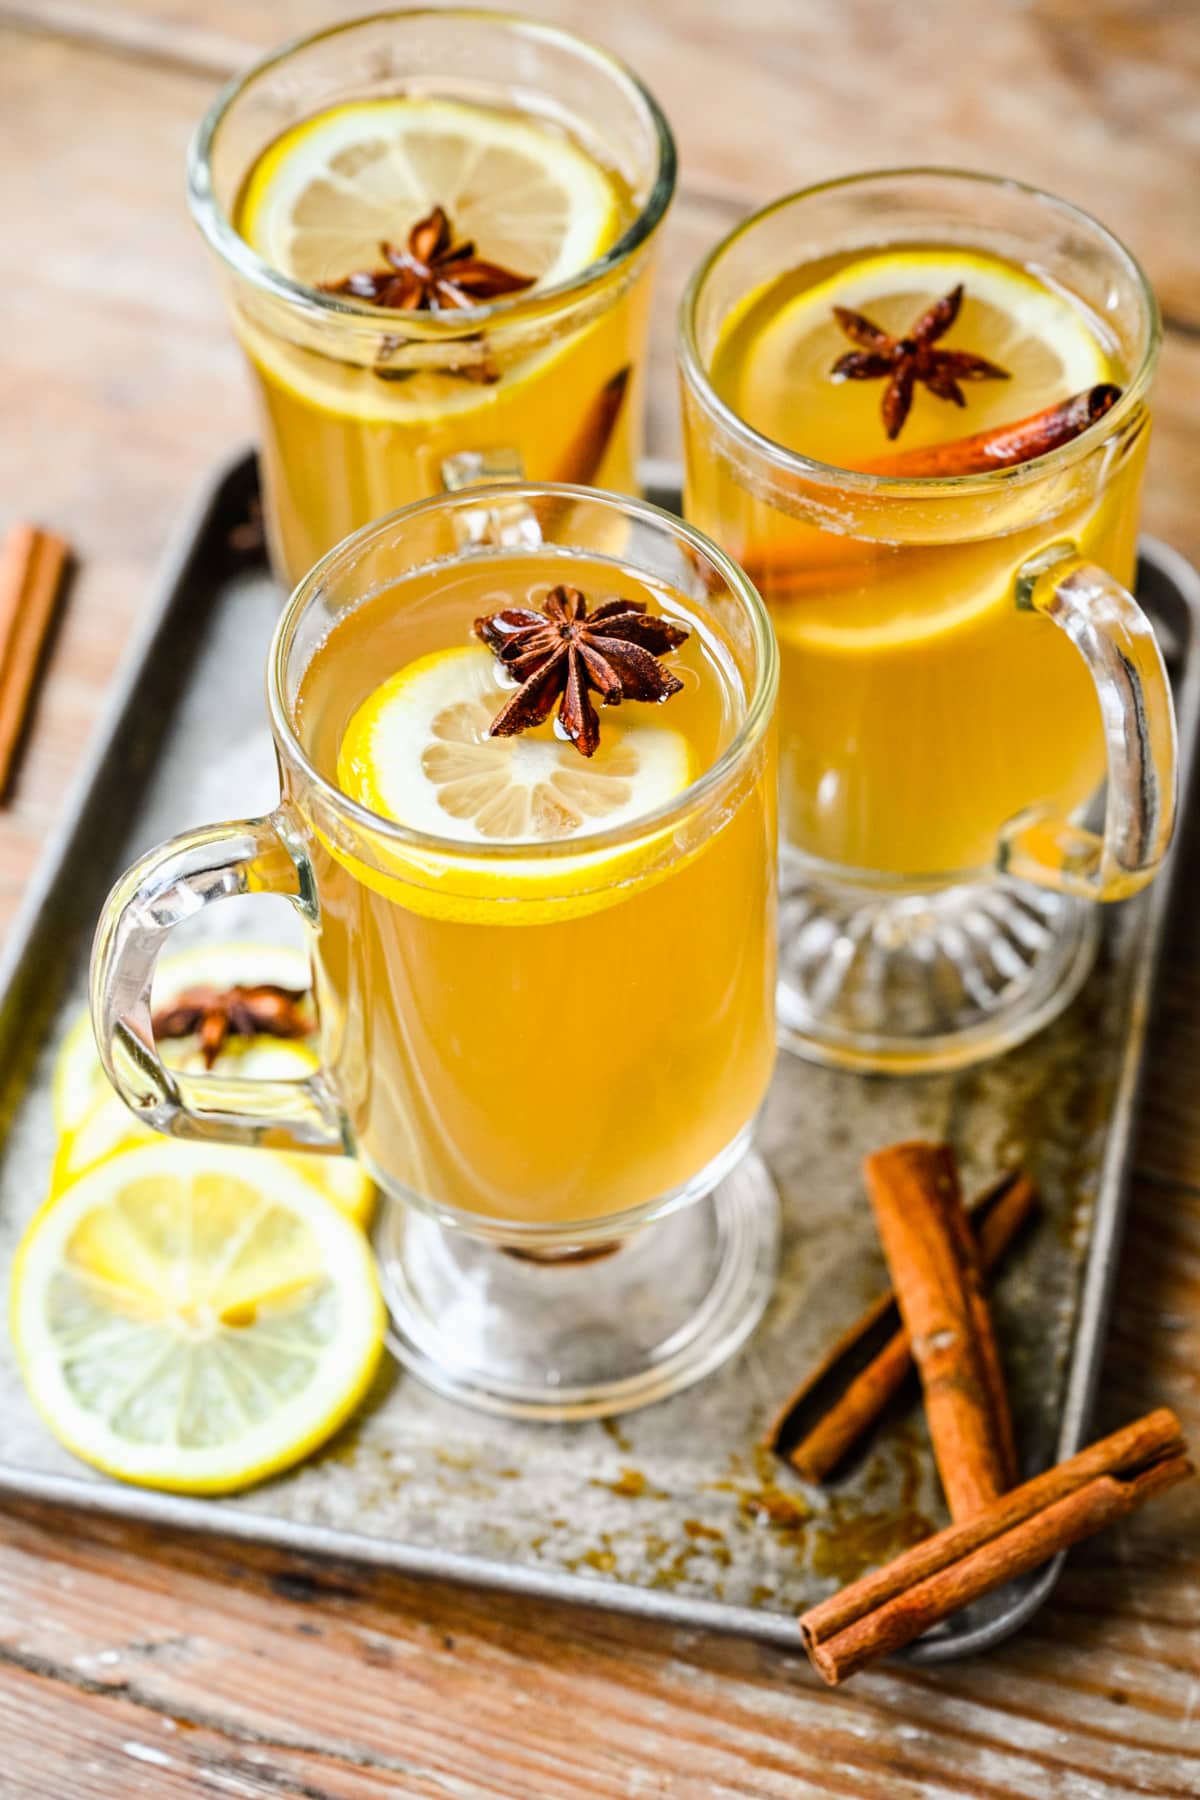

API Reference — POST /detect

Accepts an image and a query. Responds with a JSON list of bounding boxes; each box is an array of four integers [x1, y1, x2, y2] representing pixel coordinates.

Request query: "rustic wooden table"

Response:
[[2, 2, 1198, 1794]]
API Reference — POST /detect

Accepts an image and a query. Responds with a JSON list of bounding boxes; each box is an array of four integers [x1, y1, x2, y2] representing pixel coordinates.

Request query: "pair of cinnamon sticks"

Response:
[[770, 1142, 1192, 1685], [0, 525, 70, 797], [766, 1165, 1036, 1487]]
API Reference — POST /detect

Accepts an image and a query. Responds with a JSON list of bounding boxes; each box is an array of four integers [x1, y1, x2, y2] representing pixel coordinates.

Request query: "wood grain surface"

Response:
[[1, 2, 1198, 1794]]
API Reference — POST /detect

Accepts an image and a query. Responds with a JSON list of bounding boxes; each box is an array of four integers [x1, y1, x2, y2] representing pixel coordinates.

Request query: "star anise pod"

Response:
[[152, 984, 313, 1070], [474, 586, 690, 759], [830, 284, 1010, 439], [320, 205, 535, 313]]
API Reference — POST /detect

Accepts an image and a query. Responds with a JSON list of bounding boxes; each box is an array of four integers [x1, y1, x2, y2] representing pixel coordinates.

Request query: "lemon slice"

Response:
[[240, 97, 620, 299], [330, 645, 696, 926], [339, 644, 691, 844], [52, 942, 311, 1134], [53, 1041, 375, 1231], [11, 1141, 384, 1493], [728, 249, 1112, 469], [772, 566, 1006, 658]]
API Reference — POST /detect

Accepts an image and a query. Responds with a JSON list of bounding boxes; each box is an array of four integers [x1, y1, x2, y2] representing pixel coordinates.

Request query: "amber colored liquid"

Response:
[[233, 106, 651, 587], [683, 248, 1149, 877], [290, 551, 776, 1227]]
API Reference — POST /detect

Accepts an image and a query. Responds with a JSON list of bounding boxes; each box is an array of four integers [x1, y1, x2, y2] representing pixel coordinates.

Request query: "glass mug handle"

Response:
[[90, 813, 348, 1155], [440, 448, 541, 545], [1002, 543, 1177, 900], [91, 445, 539, 1157]]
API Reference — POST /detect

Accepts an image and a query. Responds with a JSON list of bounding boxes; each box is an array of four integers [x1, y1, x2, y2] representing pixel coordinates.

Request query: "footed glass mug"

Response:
[[679, 170, 1176, 1072], [91, 487, 779, 1419], [188, 9, 676, 585]]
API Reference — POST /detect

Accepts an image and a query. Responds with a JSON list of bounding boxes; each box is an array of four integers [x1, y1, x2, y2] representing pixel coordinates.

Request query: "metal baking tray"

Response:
[[0, 450, 1196, 1662]]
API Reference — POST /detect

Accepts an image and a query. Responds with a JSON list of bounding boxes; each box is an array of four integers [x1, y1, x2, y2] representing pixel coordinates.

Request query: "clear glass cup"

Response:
[[188, 10, 676, 587], [679, 170, 1175, 1073], [90, 485, 779, 1419]]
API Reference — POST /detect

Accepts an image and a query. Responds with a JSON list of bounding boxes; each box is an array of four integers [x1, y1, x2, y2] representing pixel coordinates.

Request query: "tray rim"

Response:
[[1, 448, 1197, 1663]]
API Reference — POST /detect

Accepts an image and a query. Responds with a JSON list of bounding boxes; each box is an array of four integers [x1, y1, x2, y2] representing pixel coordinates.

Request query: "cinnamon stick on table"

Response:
[[799, 1407, 1192, 1685], [865, 1142, 1018, 1519], [765, 1171, 1037, 1483], [0, 524, 70, 796]]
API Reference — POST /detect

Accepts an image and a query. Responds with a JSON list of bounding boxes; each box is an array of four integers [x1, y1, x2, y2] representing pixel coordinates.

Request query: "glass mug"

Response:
[[91, 487, 779, 1419], [679, 170, 1176, 1073], [188, 10, 676, 586]]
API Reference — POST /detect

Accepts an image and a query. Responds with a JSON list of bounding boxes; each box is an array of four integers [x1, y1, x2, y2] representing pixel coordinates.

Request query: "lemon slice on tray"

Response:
[[53, 1041, 375, 1230], [52, 942, 312, 1134], [333, 645, 694, 926], [728, 249, 1113, 469], [240, 97, 621, 296], [11, 1141, 384, 1494], [51, 943, 374, 1227]]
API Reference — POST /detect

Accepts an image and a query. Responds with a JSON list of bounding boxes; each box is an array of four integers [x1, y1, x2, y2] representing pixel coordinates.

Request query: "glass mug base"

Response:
[[776, 853, 1101, 1075], [372, 1149, 780, 1421]]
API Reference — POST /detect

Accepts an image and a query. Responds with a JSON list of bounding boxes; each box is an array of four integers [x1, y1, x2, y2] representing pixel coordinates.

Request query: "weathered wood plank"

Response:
[[0, 28, 248, 940], [0, 1432, 1196, 1800], [0, 1664, 406, 1800], [9, 0, 1200, 325]]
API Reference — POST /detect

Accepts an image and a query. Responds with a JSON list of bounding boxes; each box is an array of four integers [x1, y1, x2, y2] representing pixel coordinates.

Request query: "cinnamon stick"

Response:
[[737, 385, 1122, 602], [865, 383, 1122, 478], [555, 366, 630, 485], [0, 525, 69, 796], [865, 1143, 1018, 1519], [799, 1407, 1192, 1685], [737, 540, 872, 602], [765, 1171, 1037, 1482]]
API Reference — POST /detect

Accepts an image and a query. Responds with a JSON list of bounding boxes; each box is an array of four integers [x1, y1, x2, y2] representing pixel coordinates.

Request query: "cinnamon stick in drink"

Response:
[[864, 1142, 1018, 1518], [799, 1408, 1192, 1685], [865, 383, 1122, 478], [765, 1172, 1037, 1482], [737, 386, 1122, 602], [555, 366, 630, 485]]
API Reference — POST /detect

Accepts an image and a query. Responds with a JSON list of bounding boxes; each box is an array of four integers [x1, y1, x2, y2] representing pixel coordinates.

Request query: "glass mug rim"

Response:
[[266, 480, 779, 865], [678, 165, 1161, 500], [187, 7, 678, 334]]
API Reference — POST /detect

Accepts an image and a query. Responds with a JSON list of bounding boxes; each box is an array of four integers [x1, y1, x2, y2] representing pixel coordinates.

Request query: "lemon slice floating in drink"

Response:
[[235, 97, 623, 422], [726, 248, 1113, 469], [240, 97, 622, 297], [340, 645, 691, 842], [11, 1141, 384, 1493], [334, 644, 693, 924]]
